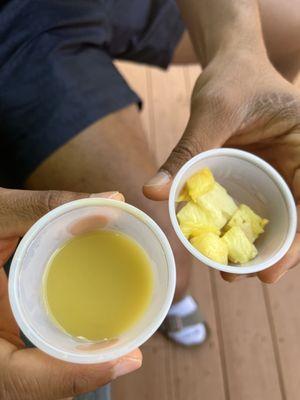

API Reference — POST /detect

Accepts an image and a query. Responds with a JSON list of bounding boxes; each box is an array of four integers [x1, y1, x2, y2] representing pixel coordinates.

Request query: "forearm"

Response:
[[176, 0, 267, 66]]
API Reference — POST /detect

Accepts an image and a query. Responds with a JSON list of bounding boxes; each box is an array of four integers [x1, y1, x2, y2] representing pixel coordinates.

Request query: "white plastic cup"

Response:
[[169, 148, 297, 275], [9, 198, 176, 364]]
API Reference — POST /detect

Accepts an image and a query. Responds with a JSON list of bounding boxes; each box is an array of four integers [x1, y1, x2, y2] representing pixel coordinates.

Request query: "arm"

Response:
[[176, 0, 266, 67], [144, 0, 300, 284]]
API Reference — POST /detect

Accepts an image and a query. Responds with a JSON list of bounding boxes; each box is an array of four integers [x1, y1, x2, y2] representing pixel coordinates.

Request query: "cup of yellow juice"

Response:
[[9, 198, 176, 363]]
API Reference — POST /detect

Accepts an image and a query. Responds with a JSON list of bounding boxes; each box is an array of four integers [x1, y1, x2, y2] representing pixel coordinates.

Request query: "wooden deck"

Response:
[[113, 62, 300, 400]]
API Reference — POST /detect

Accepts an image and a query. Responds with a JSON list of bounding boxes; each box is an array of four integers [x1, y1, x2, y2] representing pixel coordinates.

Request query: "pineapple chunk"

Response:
[[222, 226, 257, 264], [181, 222, 220, 239], [177, 202, 211, 225], [191, 233, 228, 264], [225, 204, 268, 242], [199, 201, 227, 230], [176, 184, 191, 202], [186, 168, 215, 202], [177, 202, 218, 238], [197, 182, 238, 222]]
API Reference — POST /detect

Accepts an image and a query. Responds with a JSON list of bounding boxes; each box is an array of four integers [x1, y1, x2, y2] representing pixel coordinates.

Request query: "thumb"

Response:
[[0, 188, 124, 238], [143, 105, 228, 201], [11, 347, 142, 400]]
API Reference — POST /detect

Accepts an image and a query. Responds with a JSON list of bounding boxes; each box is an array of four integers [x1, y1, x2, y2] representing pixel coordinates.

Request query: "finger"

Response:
[[258, 233, 300, 283], [0, 238, 23, 347], [220, 272, 256, 282], [0, 189, 124, 238], [258, 203, 299, 283], [0, 269, 24, 347], [0, 237, 19, 267], [293, 170, 300, 202], [9, 347, 142, 400], [143, 104, 228, 200]]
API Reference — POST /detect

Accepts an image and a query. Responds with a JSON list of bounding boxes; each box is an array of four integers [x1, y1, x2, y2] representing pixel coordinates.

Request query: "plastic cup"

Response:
[[9, 198, 176, 364], [169, 148, 297, 275]]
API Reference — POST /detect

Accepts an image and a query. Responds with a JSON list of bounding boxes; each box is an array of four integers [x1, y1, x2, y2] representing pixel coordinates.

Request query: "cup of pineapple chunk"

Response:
[[169, 149, 297, 274]]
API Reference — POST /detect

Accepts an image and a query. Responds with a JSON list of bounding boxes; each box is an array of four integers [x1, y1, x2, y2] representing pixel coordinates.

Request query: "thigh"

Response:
[[0, 0, 140, 188], [172, 31, 198, 65], [25, 105, 157, 205]]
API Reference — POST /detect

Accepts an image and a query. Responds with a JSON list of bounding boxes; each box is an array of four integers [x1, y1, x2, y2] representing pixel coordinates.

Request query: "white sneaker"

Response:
[[160, 296, 207, 346]]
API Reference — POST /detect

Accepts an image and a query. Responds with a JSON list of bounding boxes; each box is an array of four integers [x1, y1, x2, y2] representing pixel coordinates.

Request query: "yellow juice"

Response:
[[43, 230, 153, 341]]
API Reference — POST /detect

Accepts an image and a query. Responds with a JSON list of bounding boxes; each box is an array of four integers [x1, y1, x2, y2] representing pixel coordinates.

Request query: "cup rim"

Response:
[[9, 198, 176, 363], [168, 148, 297, 274]]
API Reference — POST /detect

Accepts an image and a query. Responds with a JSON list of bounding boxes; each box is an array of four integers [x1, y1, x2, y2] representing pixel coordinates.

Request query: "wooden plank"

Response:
[[185, 65, 201, 93], [169, 264, 227, 400], [265, 265, 300, 400], [148, 65, 190, 165], [263, 72, 300, 400], [113, 334, 174, 400], [250, 73, 300, 400], [213, 272, 283, 400]]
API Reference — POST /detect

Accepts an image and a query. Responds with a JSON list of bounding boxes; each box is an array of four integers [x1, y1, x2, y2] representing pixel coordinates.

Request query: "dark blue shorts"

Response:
[[0, 0, 184, 186]]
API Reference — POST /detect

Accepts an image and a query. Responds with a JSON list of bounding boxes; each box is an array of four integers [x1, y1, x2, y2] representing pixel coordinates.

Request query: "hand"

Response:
[[0, 188, 142, 400], [143, 50, 300, 284]]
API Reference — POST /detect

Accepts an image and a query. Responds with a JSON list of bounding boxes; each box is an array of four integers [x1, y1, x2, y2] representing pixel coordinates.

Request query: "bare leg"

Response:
[[25, 105, 191, 302]]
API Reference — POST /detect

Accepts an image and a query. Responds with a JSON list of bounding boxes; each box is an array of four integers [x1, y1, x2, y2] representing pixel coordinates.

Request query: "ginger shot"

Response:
[[43, 230, 153, 341]]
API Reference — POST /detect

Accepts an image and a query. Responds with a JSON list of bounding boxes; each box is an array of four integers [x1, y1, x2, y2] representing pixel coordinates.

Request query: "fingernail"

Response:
[[89, 192, 124, 201], [145, 171, 171, 187], [225, 273, 255, 283], [112, 357, 142, 379]]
